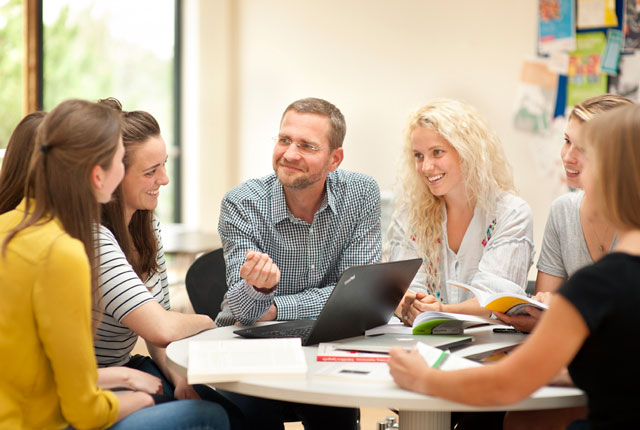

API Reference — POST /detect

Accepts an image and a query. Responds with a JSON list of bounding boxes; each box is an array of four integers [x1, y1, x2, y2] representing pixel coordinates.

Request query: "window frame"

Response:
[[21, 0, 182, 222]]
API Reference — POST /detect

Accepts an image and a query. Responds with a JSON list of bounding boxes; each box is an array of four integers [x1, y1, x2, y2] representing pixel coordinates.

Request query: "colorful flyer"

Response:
[[513, 60, 558, 134], [608, 51, 640, 101], [539, 0, 576, 54], [624, 0, 640, 52], [602, 29, 623, 74], [577, 0, 619, 29], [567, 32, 608, 108]]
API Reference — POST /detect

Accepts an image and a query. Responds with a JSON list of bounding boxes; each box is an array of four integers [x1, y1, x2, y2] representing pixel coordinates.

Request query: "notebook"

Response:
[[233, 258, 422, 346]]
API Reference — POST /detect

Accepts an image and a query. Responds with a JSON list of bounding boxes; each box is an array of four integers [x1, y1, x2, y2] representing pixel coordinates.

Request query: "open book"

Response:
[[187, 338, 307, 384], [411, 311, 505, 335], [312, 341, 480, 383], [447, 280, 549, 316]]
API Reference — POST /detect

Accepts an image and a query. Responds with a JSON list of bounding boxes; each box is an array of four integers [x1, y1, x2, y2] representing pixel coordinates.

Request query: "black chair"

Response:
[[185, 248, 227, 321]]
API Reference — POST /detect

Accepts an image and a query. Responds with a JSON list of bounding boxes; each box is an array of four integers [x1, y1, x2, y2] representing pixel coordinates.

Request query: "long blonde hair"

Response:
[[396, 99, 515, 290]]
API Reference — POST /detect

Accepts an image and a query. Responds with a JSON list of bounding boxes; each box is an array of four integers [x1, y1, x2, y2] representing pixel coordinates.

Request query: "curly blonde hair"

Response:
[[395, 99, 515, 290]]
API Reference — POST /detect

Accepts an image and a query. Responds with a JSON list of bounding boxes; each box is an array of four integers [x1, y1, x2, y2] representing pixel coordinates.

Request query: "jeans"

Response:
[[109, 399, 230, 430], [218, 389, 359, 430], [124, 354, 245, 429]]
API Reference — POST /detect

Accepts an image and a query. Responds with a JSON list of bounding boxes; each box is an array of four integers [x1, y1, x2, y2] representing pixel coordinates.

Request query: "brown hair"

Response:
[[282, 97, 346, 150], [98, 98, 161, 280], [583, 104, 640, 231], [570, 94, 633, 123], [2, 99, 122, 319], [0, 111, 47, 214]]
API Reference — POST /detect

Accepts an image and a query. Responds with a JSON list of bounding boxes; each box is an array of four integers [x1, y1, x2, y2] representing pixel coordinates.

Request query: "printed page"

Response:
[[187, 338, 307, 384]]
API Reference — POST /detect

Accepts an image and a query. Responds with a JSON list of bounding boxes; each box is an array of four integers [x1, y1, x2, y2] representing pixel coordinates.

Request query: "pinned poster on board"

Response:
[[624, 0, 640, 52], [577, 0, 619, 29], [602, 29, 624, 74], [513, 59, 558, 134], [539, 0, 576, 54], [567, 32, 608, 107], [609, 51, 640, 101]]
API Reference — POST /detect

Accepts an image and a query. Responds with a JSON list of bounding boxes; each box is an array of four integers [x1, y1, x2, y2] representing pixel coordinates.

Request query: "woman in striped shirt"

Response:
[[95, 98, 242, 428]]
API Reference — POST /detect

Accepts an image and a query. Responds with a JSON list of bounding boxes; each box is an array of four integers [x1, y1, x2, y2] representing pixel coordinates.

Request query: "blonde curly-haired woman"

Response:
[[389, 99, 534, 322]]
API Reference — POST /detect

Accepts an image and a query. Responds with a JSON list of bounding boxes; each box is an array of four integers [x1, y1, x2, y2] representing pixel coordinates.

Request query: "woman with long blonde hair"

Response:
[[389, 101, 640, 430], [389, 99, 534, 321]]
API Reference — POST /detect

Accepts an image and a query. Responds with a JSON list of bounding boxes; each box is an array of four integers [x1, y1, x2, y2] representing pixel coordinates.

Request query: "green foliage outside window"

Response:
[[0, 0, 23, 149]]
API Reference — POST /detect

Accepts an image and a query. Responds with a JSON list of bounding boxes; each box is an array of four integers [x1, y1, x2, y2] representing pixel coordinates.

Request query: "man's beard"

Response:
[[274, 164, 323, 190]]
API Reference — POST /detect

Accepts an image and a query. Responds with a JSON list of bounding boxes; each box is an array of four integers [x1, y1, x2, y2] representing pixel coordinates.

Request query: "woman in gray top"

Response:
[[499, 94, 632, 334], [499, 94, 633, 430], [535, 94, 633, 294]]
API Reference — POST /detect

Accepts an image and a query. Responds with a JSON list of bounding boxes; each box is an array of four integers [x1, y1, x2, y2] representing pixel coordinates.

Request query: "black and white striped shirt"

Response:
[[93, 218, 170, 366]]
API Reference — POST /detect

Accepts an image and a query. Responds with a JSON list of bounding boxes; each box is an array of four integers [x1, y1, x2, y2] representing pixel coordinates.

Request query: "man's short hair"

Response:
[[281, 98, 346, 150]]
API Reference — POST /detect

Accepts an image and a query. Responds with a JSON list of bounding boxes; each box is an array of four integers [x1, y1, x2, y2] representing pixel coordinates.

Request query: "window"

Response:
[[42, 0, 180, 222], [0, 0, 24, 157]]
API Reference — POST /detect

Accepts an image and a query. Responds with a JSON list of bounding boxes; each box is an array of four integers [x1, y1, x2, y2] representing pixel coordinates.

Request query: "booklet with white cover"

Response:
[[187, 338, 307, 384]]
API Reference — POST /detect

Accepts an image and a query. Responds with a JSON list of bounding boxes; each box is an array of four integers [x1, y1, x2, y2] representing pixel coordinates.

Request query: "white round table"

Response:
[[166, 325, 586, 430]]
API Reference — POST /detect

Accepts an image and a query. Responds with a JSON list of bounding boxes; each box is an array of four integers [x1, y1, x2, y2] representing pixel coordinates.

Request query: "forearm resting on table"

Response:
[[146, 311, 215, 347], [441, 298, 491, 317], [122, 301, 216, 348], [425, 296, 587, 405], [420, 364, 527, 406]]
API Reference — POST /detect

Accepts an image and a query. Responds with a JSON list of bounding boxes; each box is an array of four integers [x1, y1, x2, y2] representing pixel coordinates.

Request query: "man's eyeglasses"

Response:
[[273, 136, 327, 154]]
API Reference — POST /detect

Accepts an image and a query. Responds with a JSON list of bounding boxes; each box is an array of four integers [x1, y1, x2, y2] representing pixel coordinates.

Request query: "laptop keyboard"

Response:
[[253, 325, 313, 339]]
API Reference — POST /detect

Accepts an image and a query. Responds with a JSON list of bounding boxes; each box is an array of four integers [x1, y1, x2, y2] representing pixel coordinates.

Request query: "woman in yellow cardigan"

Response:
[[0, 101, 230, 430], [0, 99, 132, 428]]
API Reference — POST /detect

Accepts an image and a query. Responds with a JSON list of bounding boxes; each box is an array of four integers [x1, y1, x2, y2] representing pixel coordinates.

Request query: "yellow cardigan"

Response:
[[0, 201, 119, 429]]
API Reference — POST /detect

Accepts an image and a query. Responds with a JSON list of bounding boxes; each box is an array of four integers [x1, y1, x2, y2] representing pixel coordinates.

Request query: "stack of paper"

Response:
[[187, 338, 307, 384]]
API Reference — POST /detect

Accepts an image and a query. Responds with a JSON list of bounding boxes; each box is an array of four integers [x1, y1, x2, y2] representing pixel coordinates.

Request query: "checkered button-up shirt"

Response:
[[215, 169, 382, 326]]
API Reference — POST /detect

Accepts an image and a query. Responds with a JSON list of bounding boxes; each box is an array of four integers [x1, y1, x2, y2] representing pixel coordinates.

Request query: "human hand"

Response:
[[257, 304, 278, 321], [388, 346, 431, 395], [126, 368, 163, 394], [533, 291, 553, 305], [240, 250, 281, 291], [395, 290, 416, 326], [173, 378, 201, 400], [396, 291, 441, 326], [493, 309, 540, 333]]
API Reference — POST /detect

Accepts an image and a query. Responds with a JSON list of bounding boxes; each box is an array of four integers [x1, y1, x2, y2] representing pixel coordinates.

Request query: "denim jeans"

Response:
[[124, 354, 244, 429], [109, 399, 230, 430]]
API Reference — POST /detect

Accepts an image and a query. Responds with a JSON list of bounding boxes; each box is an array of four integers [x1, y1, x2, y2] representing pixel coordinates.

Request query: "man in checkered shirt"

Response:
[[215, 97, 381, 429], [215, 97, 382, 327]]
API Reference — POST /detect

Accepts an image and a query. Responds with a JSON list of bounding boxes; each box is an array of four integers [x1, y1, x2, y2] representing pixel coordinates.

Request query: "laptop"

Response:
[[234, 258, 422, 346]]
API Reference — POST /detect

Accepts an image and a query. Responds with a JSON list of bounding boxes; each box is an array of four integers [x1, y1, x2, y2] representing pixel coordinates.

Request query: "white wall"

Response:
[[185, 0, 568, 276]]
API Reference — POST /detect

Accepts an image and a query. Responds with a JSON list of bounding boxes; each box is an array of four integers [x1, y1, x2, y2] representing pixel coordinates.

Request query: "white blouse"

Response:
[[387, 191, 535, 304]]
